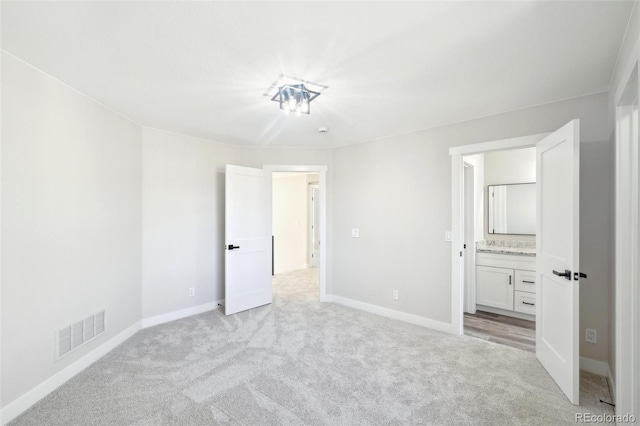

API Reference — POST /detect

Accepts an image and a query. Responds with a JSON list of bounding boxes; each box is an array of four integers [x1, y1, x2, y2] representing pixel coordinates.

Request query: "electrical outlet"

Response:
[[351, 228, 360, 238], [189, 287, 195, 297], [392, 290, 399, 300], [585, 328, 597, 343]]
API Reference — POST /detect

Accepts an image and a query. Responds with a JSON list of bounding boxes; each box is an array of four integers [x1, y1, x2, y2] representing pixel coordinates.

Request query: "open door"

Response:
[[536, 119, 582, 404], [225, 165, 272, 315]]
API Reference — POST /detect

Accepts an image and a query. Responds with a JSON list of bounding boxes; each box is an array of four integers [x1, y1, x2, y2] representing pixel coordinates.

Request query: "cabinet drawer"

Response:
[[514, 291, 536, 315], [515, 270, 536, 294]]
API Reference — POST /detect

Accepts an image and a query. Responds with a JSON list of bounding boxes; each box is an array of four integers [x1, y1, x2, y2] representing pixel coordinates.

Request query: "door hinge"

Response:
[[460, 251, 463, 257]]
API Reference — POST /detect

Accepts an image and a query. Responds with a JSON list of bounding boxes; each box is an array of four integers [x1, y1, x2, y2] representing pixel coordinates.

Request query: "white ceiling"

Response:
[[1, 1, 632, 148]]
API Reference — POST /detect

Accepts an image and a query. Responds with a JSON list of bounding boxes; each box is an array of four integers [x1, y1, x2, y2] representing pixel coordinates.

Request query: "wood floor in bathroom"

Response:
[[464, 310, 535, 353]]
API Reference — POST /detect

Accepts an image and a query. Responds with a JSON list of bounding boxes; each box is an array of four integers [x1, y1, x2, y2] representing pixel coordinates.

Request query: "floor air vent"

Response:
[[56, 310, 105, 361]]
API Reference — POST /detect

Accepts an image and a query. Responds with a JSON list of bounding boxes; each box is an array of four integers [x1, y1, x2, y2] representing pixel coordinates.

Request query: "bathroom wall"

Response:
[[483, 147, 536, 241]]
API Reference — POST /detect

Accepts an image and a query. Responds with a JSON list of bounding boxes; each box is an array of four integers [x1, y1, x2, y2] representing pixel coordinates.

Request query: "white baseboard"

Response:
[[580, 356, 610, 377], [325, 295, 457, 335], [141, 300, 223, 329], [1, 321, 142, 425]]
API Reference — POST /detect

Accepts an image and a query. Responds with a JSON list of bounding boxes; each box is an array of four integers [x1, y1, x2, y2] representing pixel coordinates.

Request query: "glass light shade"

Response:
[[271, 83, 320, 115]]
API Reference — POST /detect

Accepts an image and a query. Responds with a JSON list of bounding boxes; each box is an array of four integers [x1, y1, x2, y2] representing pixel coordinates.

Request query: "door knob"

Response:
[[227, 244, 240, 250], [552, 269, 571, 280]]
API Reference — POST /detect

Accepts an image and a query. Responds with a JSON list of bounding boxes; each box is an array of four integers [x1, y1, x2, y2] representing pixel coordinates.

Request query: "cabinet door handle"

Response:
[[522, 280, 535, 284], [522, 301, 535, 306], [509, 275, 512, 285]]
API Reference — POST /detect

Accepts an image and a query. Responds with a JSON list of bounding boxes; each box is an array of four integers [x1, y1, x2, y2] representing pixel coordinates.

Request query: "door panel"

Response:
[[225, 165, 272, 315], [536, 120, 580, 404]]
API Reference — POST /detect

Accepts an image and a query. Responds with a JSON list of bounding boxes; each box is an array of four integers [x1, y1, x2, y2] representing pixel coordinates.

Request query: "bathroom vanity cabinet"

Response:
[[476, 252, 536, 317]]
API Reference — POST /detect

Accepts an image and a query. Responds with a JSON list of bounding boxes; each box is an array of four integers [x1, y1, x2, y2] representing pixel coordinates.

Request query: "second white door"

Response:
[[536, 119, 581, 405], [225, 165, 273, 315]]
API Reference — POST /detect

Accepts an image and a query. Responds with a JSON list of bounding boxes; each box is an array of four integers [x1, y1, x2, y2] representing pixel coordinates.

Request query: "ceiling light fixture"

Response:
[[271, 83, 320, 115]]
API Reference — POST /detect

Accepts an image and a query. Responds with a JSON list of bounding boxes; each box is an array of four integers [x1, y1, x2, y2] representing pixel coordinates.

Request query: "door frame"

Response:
[[449, 133, 549, 334], [614, 60, 639, 416], [263, 165, 328, 302]]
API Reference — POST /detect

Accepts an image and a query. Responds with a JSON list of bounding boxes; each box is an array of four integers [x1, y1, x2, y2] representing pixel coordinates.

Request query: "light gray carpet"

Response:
[[10, 268, 614, 425]]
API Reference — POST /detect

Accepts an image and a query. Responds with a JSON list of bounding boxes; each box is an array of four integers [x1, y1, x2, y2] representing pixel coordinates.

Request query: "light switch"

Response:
[[445, 231, 452, 242], [352, 228, 360, 238]]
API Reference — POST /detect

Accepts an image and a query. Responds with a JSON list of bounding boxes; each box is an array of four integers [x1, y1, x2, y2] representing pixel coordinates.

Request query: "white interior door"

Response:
[[225, 165, 272, 315], [536, 119, 581, 404]]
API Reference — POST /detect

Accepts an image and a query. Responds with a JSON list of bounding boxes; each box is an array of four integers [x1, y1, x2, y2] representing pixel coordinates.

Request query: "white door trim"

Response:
[[263, 165, 328, 302], [614, 62, 639, 417], [449, 133, 549, 334]]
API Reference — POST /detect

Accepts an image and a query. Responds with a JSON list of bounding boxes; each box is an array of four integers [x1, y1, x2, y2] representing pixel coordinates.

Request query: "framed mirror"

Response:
[[488, 183, 536, 235]]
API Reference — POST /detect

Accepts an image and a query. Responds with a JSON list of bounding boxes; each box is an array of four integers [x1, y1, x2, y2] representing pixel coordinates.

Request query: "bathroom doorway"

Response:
[[460, 146, 538, 353]]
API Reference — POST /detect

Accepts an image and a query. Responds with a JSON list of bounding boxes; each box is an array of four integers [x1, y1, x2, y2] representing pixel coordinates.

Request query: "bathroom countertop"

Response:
[[475, 239, 536, 257], [476, 248, 536, 257]]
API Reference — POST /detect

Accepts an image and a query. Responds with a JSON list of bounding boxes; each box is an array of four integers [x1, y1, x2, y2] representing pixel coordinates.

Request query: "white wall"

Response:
[[483, 147, 536, 240], [272, 174, 309, 274], [1, 53, 142, 407], [141, 128, 243, 318], [484, 148, 536, 185], [331, 91, 612, 366], [579, 141, 613, 363]]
